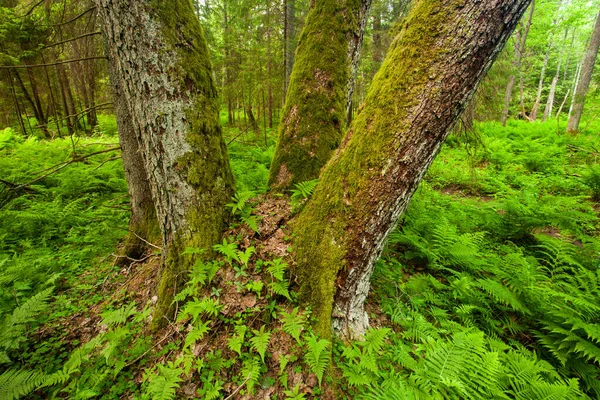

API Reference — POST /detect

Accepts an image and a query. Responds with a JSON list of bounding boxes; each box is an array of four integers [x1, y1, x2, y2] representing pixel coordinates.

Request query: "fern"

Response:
[[305, 333, 330, 387], [227, 325, 247, 356], [144, 363, 183, 400], [269, 280, 291, 300], [0, 369, 47, 400], [100, 302, 137, 327], [0, 287, 53, 356], [237, 246, 255, 266], [250, 326, 271, 362], [177, 297, 222, 323], [184, 320, 211, 349], [280, 307, 305, 344], [290, 179, 318, 211], [267, 258, 287, 281], [226, 191, 256, 215], [241, 356, 262, 394], [212, 238, 239, 266]]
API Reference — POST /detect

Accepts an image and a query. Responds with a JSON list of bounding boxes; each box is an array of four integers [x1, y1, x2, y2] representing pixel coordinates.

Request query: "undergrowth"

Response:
[[1, 120, 599, 399]]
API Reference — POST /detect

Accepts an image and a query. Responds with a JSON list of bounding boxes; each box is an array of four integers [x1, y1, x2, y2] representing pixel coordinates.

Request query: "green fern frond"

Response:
[[250, 326, 271, 362], [0, 369, 47, 400], [305, 333, 330, 387], [145, 363, 183, 400], [280, 308, 305, 344]]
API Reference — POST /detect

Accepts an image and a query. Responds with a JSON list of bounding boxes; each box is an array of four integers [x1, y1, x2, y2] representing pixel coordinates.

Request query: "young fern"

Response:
[[280, 307, 306, 344], [250, 326, 271, 362], [144, 363, 183, 400], [305, 333, 330, 387]]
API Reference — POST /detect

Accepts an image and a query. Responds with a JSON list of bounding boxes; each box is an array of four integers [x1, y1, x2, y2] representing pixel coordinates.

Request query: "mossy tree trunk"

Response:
[[103, 45, 159, 264], [268, 0, 372, 192], [567, 9, 600, 133], [293, 0, 532, 339], [95, 0, 235, 328]]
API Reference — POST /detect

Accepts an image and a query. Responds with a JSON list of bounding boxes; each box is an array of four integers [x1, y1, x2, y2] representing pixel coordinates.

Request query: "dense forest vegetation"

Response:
[[1, 0, 600, 398]]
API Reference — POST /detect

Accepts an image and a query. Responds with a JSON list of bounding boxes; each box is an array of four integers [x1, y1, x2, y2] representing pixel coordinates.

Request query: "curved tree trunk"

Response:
[[293, 0, 531, 339], [567, 9, 600, 133], [268, 0, 372, 192], [95, 0, 235, 328]]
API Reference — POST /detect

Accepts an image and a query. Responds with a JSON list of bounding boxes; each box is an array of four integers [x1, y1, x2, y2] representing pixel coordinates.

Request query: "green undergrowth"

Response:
[[352, 120, 600, 399], [1, 119, 600, 399]]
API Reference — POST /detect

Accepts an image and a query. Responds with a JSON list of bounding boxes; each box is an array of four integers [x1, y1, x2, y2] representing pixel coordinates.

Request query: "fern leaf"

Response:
[[305, 333, 330, 387]]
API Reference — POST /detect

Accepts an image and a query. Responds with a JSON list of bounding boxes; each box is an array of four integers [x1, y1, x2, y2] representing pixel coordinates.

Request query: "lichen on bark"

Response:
[[292, 0, 531, 339], [95, 0, 234, 329]]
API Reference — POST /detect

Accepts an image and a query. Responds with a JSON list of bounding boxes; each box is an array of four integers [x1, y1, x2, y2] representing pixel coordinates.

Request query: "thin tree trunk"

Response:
[[95, 0, 235, 328], [283, 0, 296, 100], [55, 64, 74, 137], [543, 55, 562, 122], [14, 70, 50, 138], [531, 44, 550, 121], [268, 0, 373, 192], [568, 58, 584, 122], [6, 70, 27, 136], [345, 0, 372, 126], [501, 0, 534, 126], [293, 0, 531, 339], [567, 9, 600, 133]]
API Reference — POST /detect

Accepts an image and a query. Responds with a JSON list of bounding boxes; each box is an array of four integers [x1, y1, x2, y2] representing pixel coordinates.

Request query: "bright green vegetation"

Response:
[[1, 119, 600, 399]]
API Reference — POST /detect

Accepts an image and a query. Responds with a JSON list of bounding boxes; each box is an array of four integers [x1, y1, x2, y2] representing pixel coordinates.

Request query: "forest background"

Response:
[[0, 0, 600, 399]]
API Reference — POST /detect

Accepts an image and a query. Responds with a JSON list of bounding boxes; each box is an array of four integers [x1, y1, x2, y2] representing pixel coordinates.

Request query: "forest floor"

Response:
[[0, 119, 600, 399]]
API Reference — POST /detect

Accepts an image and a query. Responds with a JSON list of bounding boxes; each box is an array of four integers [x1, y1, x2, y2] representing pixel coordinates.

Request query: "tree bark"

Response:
[[293, 0, 531, 339], [95, 0, 235, 328], [268, 0, 372, 192], [500, 0, 534, 126], [531, 44, 550, 121], [567, 9, 600, 133], [543, 54, 562, 122], [283, 0, 296, 100], [100, 29, 159, 264]]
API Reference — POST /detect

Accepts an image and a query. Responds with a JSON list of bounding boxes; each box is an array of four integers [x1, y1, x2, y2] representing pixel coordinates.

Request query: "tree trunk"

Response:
[[268, 0, 372, 192], [543, 55, 562, 122], [95, 0, 235, 328], [283, 0, 296, 100], [500, 0, 534, 126], [568, 57, 584, 122], [567, 9, 600, 133], [293, 0, 531, 339], [100, 29, 159, 264], [531, 44, 550, 121]]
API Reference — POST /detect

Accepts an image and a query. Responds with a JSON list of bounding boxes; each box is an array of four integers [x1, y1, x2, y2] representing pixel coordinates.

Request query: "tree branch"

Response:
[[0, 56, 107, 69], [41, 31, 103, 49]]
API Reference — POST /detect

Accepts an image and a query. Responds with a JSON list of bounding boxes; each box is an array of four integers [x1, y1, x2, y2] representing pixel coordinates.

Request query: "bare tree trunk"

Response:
[[95, 0, 235, 328], [568, 57, 584, 122], [531, 44, 550, 121], [293, 0, 531, 339], [501, 0, 534, 126], [345, 0, 372, 126], [543, 55, 561, 122], [567, 9, 600, 133], [268, 0, 373, 192], [283, 0, 296, 101]]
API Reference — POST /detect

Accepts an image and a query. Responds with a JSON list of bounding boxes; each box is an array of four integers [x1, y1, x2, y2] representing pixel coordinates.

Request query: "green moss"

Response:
[[293, 1, 458, 337], [268, 0, 365, 192], [148, 0, 235, 329]]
